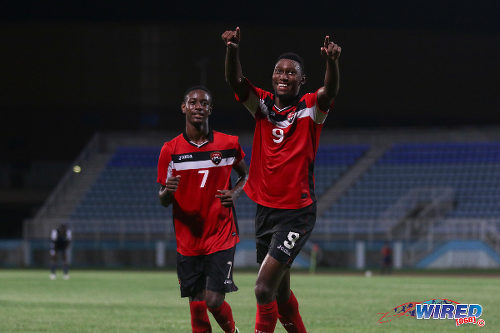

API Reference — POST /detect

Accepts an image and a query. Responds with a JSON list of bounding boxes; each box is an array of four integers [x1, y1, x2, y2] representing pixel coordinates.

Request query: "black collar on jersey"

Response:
[[183, 128, 214, 148], [271, 93, 303, 112], [265, 96, 307, 123]]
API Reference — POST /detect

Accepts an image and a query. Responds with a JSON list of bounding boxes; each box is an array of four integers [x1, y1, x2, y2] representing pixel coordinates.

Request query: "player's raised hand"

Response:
[[221, 27, 241, 49], [215, 189, 234, 207], [320, 35, 341, 61]]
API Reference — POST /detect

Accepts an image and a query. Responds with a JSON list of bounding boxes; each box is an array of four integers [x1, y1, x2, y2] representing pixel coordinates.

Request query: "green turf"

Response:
[[0, 269, 497, 332]]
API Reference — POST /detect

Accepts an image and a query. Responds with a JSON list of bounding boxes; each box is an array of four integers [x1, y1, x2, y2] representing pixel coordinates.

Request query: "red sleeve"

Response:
[[234, 139, 245, 165], [311, 88, 335, 113], [234, 79, 273, 118], [300, 90, 333, 124], [234, 78, 269, 103], [157, 142, 172, 186]]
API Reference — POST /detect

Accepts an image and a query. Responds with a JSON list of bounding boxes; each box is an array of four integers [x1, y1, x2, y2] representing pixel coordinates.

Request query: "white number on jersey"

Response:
[[272, 128, 284, 143], [198, 170, 209, 187], [284, 232, 300, 249]]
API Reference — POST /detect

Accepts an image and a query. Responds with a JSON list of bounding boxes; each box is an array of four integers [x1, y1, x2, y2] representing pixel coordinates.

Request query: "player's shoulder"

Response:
[[213, 130, 240, 143], [300, 90, 320, 100], [298, 89, 321, 108], [165, 133, 184, 144], [161, 133, 183, 149], [247, 79, 273, 98]]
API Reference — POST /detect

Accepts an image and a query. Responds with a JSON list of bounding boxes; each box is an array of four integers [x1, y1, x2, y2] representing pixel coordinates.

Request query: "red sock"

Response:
[[208, 301, 235, 333], [255, 300, 278, 333], [277, 290, 307, 333], [189, 301, 212, 333]]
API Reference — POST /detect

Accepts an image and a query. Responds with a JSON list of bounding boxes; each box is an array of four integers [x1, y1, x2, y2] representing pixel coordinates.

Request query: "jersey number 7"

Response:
[[198, 170, 209, 187]]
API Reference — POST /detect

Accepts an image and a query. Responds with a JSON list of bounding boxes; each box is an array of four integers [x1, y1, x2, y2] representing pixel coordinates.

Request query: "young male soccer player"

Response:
[[222, 27, 341, 333], [50, 223, 72, 280], [157, 86, 247, 333]]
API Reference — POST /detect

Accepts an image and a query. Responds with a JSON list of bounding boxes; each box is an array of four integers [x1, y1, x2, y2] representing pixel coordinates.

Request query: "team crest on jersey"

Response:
[[287, 111, 297, 123], [210, 152, 222, 165]]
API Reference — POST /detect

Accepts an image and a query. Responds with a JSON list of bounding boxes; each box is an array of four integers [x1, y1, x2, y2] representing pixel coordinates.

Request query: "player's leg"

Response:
[[62, 247, 69, 279], [255, 203, 316, 333], [276, 271, 307, 333], [205, 291, 236, 333], [49, 246, 56, 279], [205, 247, 238, 333], [177, 252, 212, 333], [254, 254, 288, 333], [190, 290, 212, 333]]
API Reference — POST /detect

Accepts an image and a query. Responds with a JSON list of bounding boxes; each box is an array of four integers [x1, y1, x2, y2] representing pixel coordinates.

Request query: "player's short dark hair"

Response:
[[183, 85, 213, 104], [276, 52, 305, 74]]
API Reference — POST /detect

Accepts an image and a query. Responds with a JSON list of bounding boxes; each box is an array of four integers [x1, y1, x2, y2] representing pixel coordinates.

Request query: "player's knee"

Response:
[[205, 292, 224, 309], [254, 282, 274, 303]]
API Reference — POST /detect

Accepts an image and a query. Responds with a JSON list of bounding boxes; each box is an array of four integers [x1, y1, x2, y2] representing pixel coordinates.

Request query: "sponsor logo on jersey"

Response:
[[178, 154, 193, 161], [210, 152, 222, 165], [287, 111, 296, 123], [277, 244, 291, 256]]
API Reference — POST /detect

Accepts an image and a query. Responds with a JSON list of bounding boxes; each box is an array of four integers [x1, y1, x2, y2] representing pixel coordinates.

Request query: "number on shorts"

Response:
[[198, 170, 209, 187], [284, 232, 300, 250], [272, 128, 284, 143], [226, 261, 233, 279]]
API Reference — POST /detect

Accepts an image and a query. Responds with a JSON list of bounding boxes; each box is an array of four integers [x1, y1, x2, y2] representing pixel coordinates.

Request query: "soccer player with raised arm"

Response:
[[222, 27, 341, 333], [157, 86, 247, 333]]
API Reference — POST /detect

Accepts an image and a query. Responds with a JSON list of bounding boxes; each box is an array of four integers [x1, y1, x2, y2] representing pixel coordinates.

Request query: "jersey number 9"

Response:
[[272, 128, 284, 143], [284, 231, 300, 250]]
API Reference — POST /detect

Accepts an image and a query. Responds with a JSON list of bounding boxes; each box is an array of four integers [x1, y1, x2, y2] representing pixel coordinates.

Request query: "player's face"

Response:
[[182, 90, 212, 125], [272, 59, 304, 100]]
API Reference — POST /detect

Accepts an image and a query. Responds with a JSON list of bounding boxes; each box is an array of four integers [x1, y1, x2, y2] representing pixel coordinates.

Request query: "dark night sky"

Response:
[[1, 0, 499, 157], [1, 0, 499, 158], [3, 0, 499, 32]]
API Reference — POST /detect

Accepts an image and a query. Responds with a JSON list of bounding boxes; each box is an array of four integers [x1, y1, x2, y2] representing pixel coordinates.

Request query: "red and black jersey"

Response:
[[157, 130, 245, 256], [235, 79, 333, 209]]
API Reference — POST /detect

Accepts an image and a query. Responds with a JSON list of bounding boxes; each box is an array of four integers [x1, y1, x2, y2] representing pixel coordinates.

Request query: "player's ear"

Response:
[[181, 102, 186, 114], [301, 74, 307, 86]]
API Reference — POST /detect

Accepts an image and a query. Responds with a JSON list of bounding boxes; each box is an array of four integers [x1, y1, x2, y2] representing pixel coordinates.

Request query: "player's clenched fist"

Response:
[[320, 35, 341, 61], [159, 175, 181, 197], [221, 27, 241, 48], [215, 189, 235, 207]]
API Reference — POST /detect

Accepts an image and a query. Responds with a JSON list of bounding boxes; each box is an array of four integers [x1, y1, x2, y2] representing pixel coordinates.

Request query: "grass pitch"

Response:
[[0, 269, 498, 332]]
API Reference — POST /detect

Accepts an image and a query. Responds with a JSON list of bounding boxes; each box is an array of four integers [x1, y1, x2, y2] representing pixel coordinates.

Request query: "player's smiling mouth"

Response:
[[276, 83, 291, 91], [192, 112, 205, 119]]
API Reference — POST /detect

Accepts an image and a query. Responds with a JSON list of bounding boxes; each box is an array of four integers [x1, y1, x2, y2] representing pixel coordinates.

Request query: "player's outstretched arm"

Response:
[[216, 159, 248, 207], [317, 35, 341, 111], [159, 175, 180, 207], [222, 27, 250, 101]]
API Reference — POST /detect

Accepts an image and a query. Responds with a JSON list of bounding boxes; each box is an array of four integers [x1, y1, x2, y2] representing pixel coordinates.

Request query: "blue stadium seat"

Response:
[[323, 142, 500, 220]]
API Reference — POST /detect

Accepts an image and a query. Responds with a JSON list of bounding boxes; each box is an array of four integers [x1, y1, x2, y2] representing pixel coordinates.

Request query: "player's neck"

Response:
[[274, 95, 298, 110], [185, 122, 210, 145]]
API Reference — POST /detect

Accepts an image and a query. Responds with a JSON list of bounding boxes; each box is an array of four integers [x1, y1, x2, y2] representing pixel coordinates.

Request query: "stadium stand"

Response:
[[323, 142, 500, 219], [23, 129, 500, 268]]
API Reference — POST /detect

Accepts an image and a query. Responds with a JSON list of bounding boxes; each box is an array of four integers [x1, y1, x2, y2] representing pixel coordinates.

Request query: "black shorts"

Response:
[[176, 246, 238, 298], [50, 242, 69, 255], [256, 202, 316, 267]]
